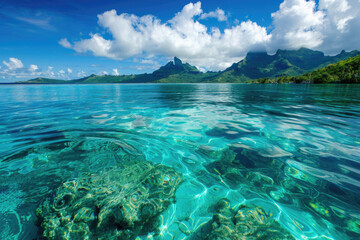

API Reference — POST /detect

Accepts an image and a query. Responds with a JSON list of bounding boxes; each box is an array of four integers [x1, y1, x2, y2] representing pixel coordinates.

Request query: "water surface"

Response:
[[0, 84, 360, 239]]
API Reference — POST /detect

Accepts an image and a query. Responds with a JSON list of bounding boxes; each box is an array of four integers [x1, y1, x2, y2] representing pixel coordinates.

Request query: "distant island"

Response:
[[15, 48, 360, 84]]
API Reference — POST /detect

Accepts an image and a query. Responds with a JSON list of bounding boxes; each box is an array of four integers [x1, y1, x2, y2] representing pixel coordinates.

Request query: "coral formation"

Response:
[[201, 147, 360, 237], [36, 158, 182, 239], [204, 199, 295, 240]]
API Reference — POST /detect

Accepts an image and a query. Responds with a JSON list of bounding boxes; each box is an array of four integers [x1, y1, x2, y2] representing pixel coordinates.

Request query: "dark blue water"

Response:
[[0, 84, 359, 239]]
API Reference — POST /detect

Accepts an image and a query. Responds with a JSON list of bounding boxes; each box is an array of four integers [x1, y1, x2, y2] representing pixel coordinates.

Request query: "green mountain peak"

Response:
[[15, 48, 360, 84], [152, 57, 199, 79], [174, 56, 182, 66]]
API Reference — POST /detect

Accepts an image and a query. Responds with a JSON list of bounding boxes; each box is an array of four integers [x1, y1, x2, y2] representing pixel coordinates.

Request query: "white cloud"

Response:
[[57, 69, 73, 80], [64, 2, 269, 70], [60, 0, 360, 70], [3, 58, 24, 70], [141, 59, 157, 64], [101, 71, 109, 75], [320, 0, 350, 12], [0, 59, 79, 82], [316, 0, 360, 54], [77, 70, 86, 77], [269, 0, 325, 51], [28, 64, 39, 75], [16, 16, 55, 31], [196, 66, 207, 72], [46, 66, 55, 77], [29, 64, 39, 72], [1, 59, 54, 81], [59, 38, 72, 48], [200, 8, 228, 21], [140, 59, 161, 69], [73, 34, 112, 57], [113, 68, 119, 75], [269, 0, 360, 54]]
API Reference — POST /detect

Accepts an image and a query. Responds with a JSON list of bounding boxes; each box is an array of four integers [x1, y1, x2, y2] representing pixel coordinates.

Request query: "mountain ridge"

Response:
[[15, 48, 360, 84], [256, 54, 360, 84]]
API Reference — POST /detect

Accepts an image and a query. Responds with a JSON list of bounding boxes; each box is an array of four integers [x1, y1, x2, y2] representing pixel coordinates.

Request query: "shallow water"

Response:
[[0, 83, 359, 239]]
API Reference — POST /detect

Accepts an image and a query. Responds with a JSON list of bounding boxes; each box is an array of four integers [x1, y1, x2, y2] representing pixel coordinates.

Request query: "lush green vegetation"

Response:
[[17, 49, 360, 84], [207, 48, 360, 83], [255, 54, 360, 84]]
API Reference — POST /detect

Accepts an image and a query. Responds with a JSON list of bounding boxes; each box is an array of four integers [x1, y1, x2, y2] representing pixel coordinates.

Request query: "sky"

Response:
[[0, 0, 359, 82]]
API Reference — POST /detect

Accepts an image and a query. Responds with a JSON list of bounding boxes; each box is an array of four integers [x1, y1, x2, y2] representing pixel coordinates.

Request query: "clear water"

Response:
[[0, 84, 359, 239]]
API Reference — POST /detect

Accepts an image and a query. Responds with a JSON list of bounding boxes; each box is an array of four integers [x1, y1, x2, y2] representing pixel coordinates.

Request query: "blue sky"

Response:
[[1, 0, 359, 82]]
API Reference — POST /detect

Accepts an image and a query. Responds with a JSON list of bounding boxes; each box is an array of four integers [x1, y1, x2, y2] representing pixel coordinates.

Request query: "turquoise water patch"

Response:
[[0, 83, 359, 239]]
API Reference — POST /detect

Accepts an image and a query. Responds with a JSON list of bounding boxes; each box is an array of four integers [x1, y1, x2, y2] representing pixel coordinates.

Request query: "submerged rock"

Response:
[[203, 199, 295, 240], [36, 159, 182, 239]]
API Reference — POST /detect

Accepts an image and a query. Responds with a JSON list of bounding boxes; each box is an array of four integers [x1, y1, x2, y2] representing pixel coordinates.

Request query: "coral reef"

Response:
[[201, 147, 360, 237], [204, 199, 295, 240], [36, 158, 182, 239]]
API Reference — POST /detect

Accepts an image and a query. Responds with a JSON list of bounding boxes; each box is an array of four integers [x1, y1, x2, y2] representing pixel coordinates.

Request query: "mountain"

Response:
[[153, 57, 200, 78], [16, 49, 360, 84], [18, 57, 202, 84], [16, 77, 67, 84], [206, 48, 360, 83], [70, 74, 148, 84], [310, 54, 360, 83], [311, 54, 360, 83], [256, 54, 360, 84]]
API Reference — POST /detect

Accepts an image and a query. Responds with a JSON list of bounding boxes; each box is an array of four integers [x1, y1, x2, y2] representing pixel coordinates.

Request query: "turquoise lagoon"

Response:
[[0, 84, 359, 239]]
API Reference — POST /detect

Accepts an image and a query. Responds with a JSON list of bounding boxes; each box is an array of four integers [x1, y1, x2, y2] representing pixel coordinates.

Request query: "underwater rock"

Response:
[[203, 199, 295, 240], [36, 159, 182, 240], [306, 195, 360, 236], [203, 147, 283, 192]]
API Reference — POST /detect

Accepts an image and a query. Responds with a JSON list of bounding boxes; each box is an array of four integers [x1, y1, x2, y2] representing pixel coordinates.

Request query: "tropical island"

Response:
[[15, 48, 360, 84]]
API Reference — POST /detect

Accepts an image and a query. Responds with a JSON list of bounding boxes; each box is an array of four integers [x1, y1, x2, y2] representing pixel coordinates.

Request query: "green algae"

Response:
[[36, 158, 182, 240]]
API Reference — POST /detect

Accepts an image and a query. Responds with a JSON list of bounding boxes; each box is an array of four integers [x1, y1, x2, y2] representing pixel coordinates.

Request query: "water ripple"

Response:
[[0, 84, 359, 239]]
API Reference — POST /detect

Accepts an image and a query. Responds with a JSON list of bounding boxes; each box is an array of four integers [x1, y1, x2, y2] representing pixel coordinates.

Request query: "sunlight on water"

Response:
[[0, 84, 359, 239]]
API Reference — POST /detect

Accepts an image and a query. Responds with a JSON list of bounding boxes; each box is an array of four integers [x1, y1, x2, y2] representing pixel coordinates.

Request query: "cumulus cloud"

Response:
[[317, 0, 360, 54], [29, 64, 39, 72], [0, 58, 59, 81], [77, 70, 86, 77], [59, 38, 72, 48], [0, 58, 34, 80], [61, 0, 360, 70], [268, 0, 360, 54], [46, 66, 55, 77], [200, 8, 228, 21], [269, 0, 325, 51], [64, 2, 269, 70], [57, 69, 74, 80], [0, 57, 81, 81], [28, 64, 39, 75], [113, 68, 119, 75], [3, 58, 24, 70]]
